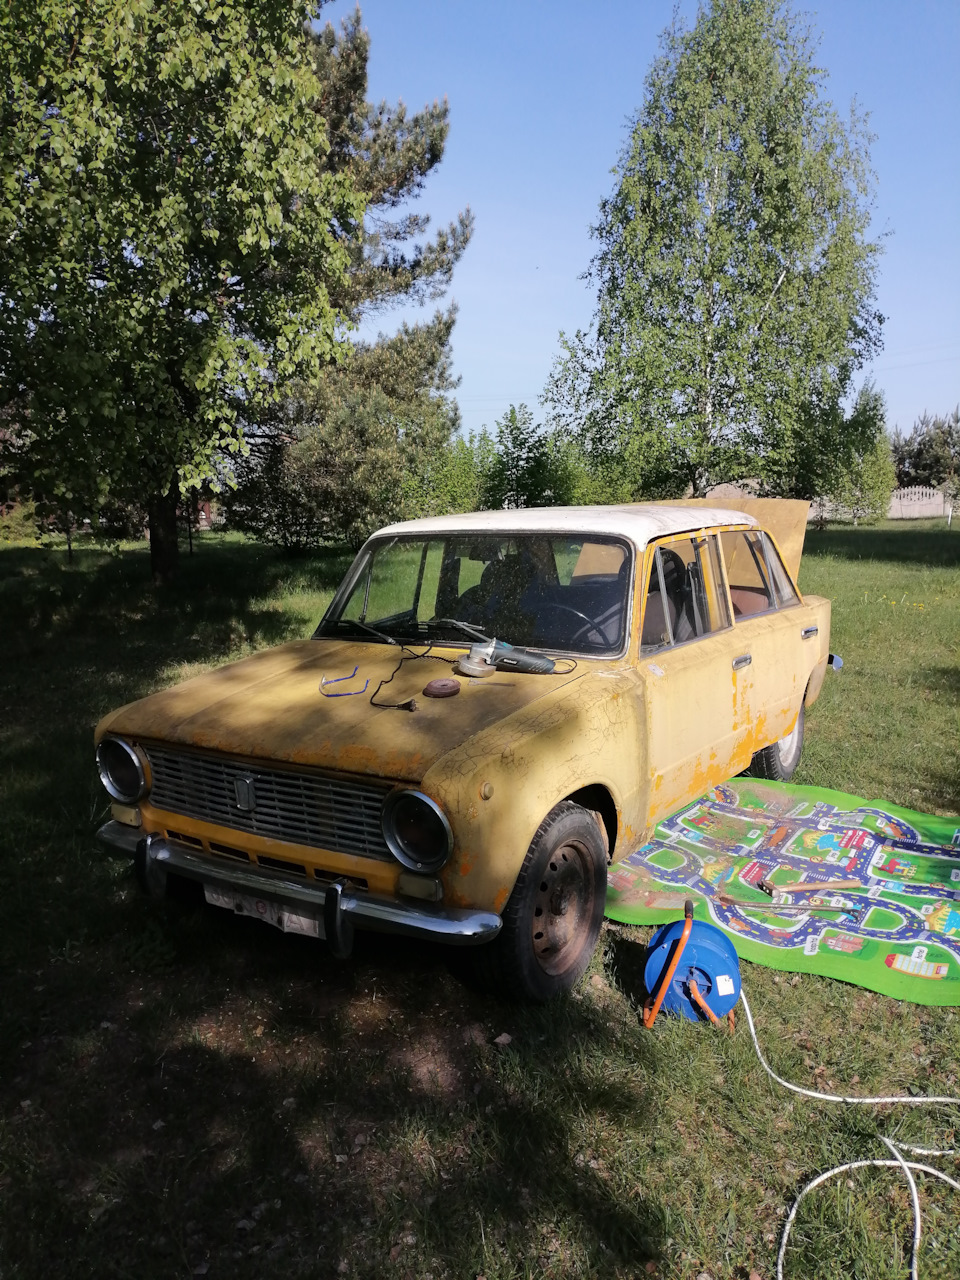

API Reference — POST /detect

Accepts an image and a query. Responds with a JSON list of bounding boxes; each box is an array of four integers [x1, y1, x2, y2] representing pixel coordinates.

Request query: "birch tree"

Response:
[[545, 0, 883, 498]]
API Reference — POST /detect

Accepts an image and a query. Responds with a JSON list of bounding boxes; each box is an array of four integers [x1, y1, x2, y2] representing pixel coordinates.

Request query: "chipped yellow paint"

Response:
[[432, 664, 639, 909], [491, 885, 511, 914], [95, 639, 583, 784]]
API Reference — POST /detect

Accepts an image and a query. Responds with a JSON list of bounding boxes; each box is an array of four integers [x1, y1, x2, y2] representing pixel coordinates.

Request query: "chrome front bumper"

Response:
[[97, 821, 501, 947]]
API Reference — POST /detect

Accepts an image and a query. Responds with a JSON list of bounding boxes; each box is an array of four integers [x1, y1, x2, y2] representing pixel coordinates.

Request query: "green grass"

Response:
[[0, 522, 958, 1280], [797, 519, 960, 816]]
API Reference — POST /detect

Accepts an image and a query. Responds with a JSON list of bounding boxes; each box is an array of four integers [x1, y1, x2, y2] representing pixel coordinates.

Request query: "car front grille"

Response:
[[145, 745, 394, 862]]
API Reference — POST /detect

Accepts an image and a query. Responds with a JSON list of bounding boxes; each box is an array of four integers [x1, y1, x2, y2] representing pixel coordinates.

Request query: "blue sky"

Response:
[[328, 0, 960, 440]]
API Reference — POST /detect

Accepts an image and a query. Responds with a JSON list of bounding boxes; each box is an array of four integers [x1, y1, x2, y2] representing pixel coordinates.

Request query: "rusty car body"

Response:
[[95, 500, 833, 999]]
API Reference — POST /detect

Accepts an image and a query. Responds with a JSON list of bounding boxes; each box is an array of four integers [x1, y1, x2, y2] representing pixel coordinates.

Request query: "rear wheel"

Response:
[[748, 703, 804, 781], [475, 802, 607, 1001]]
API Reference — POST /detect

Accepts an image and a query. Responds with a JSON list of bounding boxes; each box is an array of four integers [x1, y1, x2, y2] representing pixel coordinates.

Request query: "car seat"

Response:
[[642, 548, 696, 648], [457, 553, 536, 637]]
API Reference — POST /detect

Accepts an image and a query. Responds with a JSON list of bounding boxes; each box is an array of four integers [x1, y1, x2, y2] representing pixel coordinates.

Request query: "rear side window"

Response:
[[720, 530, 799, 619], [763, 537, 800, 608], [641, 534, 731, 653]]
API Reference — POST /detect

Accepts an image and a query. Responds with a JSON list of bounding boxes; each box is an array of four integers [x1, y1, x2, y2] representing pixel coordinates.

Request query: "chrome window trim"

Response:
[[315, 530, 636, 662]]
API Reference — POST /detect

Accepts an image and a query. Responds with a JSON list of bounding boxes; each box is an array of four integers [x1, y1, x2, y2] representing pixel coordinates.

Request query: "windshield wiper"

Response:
[[329, 617, 399, 646], [431, 617, 495, 645]]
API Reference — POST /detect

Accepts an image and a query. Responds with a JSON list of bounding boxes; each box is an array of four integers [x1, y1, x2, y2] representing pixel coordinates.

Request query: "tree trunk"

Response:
[[148, 486, 180, 585]]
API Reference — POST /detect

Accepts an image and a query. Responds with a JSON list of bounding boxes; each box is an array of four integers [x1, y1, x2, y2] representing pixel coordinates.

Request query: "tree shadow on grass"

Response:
[[924, 664, 960, 703], [1, 537, 354, 671], [804, 525, 960, 568], [0, 527, 670, 1273], [920, 666, 960, 814], [0, 902, 667, 1280], [0, 534, 749, 1276], [0, 535, 355, 981]]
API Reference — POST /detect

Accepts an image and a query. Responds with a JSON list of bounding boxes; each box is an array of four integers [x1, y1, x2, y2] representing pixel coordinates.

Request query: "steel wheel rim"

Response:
[[779, 714, 802, 769], [531, 840, 595, 976]]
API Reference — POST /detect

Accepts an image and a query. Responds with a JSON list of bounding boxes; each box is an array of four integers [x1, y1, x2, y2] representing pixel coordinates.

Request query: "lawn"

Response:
[[0, 520, 958, 1280]]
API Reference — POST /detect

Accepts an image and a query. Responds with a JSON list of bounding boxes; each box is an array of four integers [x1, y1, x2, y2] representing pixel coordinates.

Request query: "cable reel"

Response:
[[641, 899, 741, 1029]]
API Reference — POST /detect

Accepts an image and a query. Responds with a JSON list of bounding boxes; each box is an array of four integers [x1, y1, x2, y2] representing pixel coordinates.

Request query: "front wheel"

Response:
[[748, 703, 805, 781], [475, 802, 607, 1001]]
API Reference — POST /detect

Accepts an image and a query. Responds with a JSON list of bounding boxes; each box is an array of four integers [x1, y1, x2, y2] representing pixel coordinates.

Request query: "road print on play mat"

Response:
[[605, 778, 960, 1005]]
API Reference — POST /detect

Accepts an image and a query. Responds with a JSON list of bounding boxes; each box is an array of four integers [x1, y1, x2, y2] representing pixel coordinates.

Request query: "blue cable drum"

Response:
[[643, 917, 742, 1022]]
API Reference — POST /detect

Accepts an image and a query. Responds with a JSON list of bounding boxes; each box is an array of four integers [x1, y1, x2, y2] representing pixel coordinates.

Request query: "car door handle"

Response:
[[801, 626, 819, 639], [732, 654, 752, 671]]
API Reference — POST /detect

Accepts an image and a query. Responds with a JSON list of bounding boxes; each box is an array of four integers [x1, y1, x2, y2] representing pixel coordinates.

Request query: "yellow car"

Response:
[[95, 499, 834, 1000]]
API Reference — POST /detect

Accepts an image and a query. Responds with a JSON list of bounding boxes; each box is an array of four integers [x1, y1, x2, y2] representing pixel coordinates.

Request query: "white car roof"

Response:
[[375, 504, 757, 551]]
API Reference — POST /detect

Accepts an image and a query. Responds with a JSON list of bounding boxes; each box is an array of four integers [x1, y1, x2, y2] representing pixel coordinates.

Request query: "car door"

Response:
[[717, 528, 812, 761], [638, 531, 742, 827]]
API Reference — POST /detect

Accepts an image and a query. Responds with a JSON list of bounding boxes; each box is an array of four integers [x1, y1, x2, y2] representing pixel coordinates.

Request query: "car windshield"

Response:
[[316, 533, 632, 656]]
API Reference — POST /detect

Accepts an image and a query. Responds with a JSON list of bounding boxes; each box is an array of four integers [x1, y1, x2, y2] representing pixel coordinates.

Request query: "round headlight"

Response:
[[381, 790, 453, 873], [96, 737, 147, 803]]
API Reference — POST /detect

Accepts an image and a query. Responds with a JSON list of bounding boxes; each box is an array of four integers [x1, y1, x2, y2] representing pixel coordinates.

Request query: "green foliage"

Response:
[[228, 390, 413, 552], [411, 429, 498, 516], [0, 0, 364, 578], [538, 435, 625, 506], [407, 411, 630, 517], [228, 9, 472, 548], [845, 435, 897, 524], [545, 0, 883, 497], [229, 311, 462, 548], [790, 377, 889, 504], [482, 404, 601, 510], [821, 386, 896, 523], [484, 405, 549, 509], [892, 406, 960, 498], [96, 497, 150, 541]]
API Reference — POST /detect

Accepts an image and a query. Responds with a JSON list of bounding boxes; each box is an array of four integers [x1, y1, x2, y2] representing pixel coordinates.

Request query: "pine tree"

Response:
[[308, 10, 472, 319], [228, 8, 474, 545], [891, 408, 960, 498]]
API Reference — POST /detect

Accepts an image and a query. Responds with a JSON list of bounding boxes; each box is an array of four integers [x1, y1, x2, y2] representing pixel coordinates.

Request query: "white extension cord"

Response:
[[737, 988, 960, 1280]]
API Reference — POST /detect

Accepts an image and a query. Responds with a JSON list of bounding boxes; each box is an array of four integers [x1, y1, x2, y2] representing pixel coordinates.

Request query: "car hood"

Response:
[[96, 639, 585, 783]]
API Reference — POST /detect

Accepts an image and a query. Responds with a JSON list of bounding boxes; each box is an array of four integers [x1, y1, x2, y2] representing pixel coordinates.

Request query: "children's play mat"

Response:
[[605, 779, 960, 1005]]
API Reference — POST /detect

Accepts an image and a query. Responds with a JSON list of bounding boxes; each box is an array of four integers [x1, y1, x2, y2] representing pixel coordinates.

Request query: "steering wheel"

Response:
[[536, 602, 612, 648]]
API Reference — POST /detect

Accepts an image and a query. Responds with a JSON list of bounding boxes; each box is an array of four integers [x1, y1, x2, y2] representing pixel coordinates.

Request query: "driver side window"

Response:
[[641, 535, 730, 653]]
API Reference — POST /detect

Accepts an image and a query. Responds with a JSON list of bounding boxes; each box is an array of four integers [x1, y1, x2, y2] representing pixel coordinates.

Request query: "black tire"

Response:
[[748, 703, 804, 781], [474, 801, 607, 1002]]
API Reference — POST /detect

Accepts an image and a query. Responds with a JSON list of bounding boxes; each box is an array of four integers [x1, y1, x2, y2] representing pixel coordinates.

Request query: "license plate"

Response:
[[204, 885, 324, 939]]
